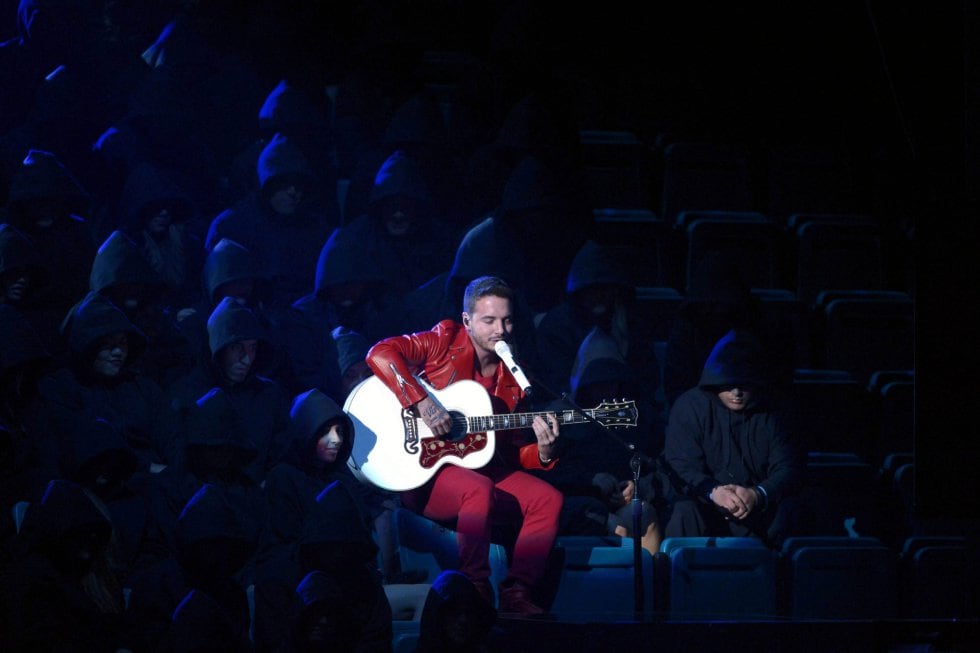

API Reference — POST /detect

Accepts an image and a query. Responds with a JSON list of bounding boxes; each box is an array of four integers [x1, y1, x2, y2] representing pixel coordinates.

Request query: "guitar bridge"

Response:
[[401, 409, 420, 455]]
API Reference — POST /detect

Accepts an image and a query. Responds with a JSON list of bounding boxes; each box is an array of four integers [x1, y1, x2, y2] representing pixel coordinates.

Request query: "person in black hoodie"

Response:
[[531, 327, 666, 555], [663, 330, 804, 545], [262, 388, 402, 582], [205, 133, 339, 309], [89, 229, 196, 390], [276, 223, 405, 400], [262, 389, 375, 550], [174, 236, 277, 371], [449, 154, 593, 316], [0, 303, 52, 529], [1, 150, 96, 334], [532, 239, 656, 399], [114, 161, 205, 310], [0, 478, 132, 652], [168, 296, 290, 483], [416, 569, 500, 653], [60, 416, 159, 584], [127, 482, 257, 653], [254, 480, 392, 653], [38, 290, 180, 472], [341, 150, 456, 295]]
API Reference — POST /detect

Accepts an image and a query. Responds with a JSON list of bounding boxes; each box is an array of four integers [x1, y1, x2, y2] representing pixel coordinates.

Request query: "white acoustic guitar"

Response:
[[343, 375, 639, 491]]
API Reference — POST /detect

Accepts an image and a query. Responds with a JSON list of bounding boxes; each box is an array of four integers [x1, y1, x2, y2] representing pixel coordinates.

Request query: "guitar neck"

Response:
[[466, 409, 594, 434]]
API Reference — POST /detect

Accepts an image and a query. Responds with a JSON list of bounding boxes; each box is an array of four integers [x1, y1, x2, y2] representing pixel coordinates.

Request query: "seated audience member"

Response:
[[663, 330, 803, 546], [39, 291, 179, 471], [168, 296, 290, 482]]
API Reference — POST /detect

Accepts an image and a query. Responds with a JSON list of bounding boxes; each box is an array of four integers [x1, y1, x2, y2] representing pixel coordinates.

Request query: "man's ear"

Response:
[[461, 312, 470, 327]]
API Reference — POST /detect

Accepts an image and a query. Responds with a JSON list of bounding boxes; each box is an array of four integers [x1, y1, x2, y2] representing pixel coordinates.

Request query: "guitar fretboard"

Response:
[[466, 410, 591, 433]]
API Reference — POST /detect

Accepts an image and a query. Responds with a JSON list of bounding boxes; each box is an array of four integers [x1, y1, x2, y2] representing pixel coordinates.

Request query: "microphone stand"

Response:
[[524, 370, 653, 620]]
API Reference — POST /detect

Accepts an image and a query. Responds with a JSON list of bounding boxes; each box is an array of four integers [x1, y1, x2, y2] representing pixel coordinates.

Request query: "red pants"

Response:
[[403, 464, 563, 587]]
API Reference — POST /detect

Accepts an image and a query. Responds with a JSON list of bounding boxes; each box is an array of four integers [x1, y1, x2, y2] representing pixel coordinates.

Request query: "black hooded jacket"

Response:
[[664, 330, 803, 505], [38, 291, 179, 470], [168, 297, 290, 481], [253, 480, 391, 653], [0, 479, 129, 651], [262, 389, 379, 552], [342, 150, 455, 294]]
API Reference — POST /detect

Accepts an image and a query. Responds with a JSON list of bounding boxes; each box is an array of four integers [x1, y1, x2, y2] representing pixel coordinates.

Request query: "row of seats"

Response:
[[789, 370, 914, 462], [593, 208, 904, 309], [655, 535, 972, 622], [633, 288, 913, 389], [577, 136, 867, 230], [386, 511, 973, 632]]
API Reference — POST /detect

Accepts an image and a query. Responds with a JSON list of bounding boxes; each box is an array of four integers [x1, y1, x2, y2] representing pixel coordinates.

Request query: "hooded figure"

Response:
[[417, 570, 500, 653], [59, 416, 152, 581], [0, 478, 130, 651], [341, 150, 455, 294], [253, 480, 391, 653], [169, 297, 289, 481], [0, 304, 53, 520], [0, 222, 49, 308], [205, 133, 339, 307], [451, 154, 593, 314], [115, 161, 204, 307], [2, 149, 95, 318], [663, 330, 804, 545], [140, 387, 269, 583], [127, 482, 257, 653], [262, 389, 384, 552], [275, 224, 403, 399], [38, 291, 179, 471], [663, 251, 771, 409], [89, 230, 195, 389], [529, 327, 666, 554], [533, 239, 638, 396], [174, 236, 275, 368], [225, 78, 337, 205]]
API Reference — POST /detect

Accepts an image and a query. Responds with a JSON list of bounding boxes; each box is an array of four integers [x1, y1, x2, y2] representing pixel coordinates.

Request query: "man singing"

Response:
[[365, 275, 562, 616]]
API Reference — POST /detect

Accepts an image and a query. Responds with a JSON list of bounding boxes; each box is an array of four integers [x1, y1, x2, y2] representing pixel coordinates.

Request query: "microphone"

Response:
[[494, 340, 533, 396]]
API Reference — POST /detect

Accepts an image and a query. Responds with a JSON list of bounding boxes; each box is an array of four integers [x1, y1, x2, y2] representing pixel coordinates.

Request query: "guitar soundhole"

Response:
[[444, 411, 468, 441]]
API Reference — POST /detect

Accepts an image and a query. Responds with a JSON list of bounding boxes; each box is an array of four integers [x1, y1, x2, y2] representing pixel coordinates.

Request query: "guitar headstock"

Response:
[[590, 398, 639, 428]]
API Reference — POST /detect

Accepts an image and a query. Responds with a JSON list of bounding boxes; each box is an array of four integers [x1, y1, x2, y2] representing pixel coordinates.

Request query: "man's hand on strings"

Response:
[[415, 395, 452, 437], [532, 413, 559, 462]]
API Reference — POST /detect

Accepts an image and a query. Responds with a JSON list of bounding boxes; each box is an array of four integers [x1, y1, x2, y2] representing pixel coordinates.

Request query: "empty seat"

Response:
[[544, 536, 655, 621], [821, 293, 914, 385], [902, 544, 972, 619], [675, 208, 769, 231], [631, 286, 683, 343], [752, 288, 809, 369], [685, 216, 781, 294], [659, 141, 756, 229], [784, 540, 898, 619], [579, 130, 653, 209], [875, 375, 914, 459], [385, 583, 431, 653], [668, 545, 777, 620], [765, 145, 861, 225], [799, 457, 879, 538], [794, 219, 884, 308], [592, 208, 670, 286], [790, 369, 877, 457]]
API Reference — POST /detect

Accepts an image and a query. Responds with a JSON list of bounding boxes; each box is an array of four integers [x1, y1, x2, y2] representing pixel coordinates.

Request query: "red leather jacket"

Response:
[[365, 319, 553, 470]]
